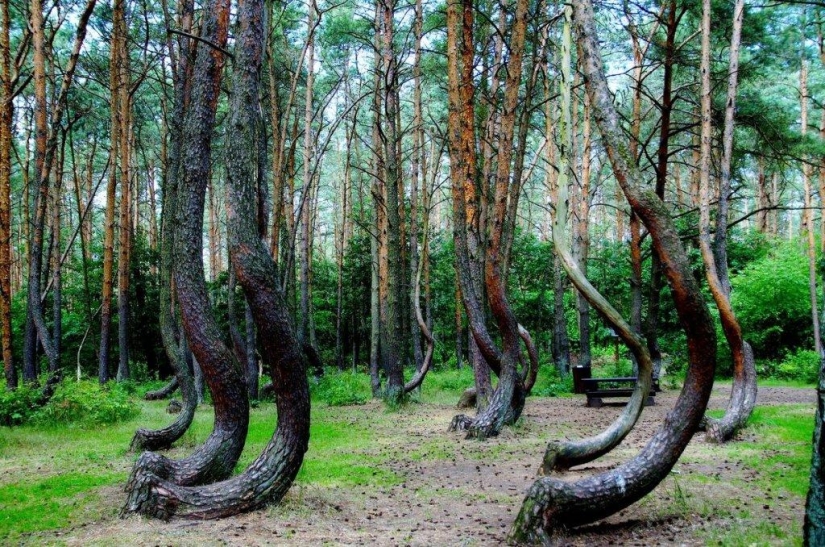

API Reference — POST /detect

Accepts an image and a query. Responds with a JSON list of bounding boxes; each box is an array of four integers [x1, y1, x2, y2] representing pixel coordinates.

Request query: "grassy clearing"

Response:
[[0, 374, 817, 544]]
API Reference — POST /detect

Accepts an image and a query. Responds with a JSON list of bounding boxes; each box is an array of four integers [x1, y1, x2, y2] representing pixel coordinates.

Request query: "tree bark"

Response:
[[644, 0, 680, 379], [805, 323, 825, 543], [145, 378, 178, 401], [378, 0, 405, 403], [447, 0, 528, 439], [124, 0, 310, 517], [129, 0, 198, 452], [573, 74, 592, 369], [540, 8, 653, 473], [702, 0, 756, 443], [100, 0, 122, 383], [124, 0, 248, 485], [0, 0, 15, 388], [116, 0, 132, 381], [27, 0, 97, 380], [510, 0, 716, 537], [298, 4, 315, 353], [801, 62, 822, 356]]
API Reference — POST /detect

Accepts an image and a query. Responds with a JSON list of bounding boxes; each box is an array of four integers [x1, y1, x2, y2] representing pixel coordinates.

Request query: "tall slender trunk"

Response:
[[646, 0, 679, 377], [574, 82, 592, 368], [50, 135, 66, 371], [117, 5, 132, 381], [101, 0, 122, 383], [801, 62, 822, 355], [756, 158, 768, 233], [545, 72, 570, 376], [0, 0, 14, 388], [298, 5, 315, 349], [370, 21, 384, 396], [379, 0, 405, 402], [703, 0, 756, 443], [409, 0, 424, 372]]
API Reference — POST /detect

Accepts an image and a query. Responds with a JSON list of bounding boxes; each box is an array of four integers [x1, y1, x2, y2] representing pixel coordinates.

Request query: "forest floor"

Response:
[[0, 382, 815, 546]]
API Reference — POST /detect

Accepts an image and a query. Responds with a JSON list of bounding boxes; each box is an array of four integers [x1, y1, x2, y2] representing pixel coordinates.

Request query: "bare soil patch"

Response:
[[32, 386, 815, 546]]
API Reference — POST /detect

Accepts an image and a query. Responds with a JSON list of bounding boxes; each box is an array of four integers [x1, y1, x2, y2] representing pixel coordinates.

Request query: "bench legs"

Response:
[[586, 397, 603, 408]]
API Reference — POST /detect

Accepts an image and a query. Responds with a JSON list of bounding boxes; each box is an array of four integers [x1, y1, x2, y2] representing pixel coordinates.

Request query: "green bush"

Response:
[[732, 242, 813, 358], [775, 349, 821, 384], [32, 380, 140, 426], [531, 364, 573, 397], [311, 369, 371, 406], [0, 384, 41, 426], [423, 366, 475, 393]]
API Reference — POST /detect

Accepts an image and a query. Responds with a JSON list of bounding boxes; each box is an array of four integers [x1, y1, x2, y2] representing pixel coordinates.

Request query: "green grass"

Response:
[[0, 373, 817, 544]]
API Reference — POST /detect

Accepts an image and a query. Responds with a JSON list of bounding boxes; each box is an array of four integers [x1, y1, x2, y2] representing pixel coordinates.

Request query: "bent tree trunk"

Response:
[[445, 0, 526, 439], [540, 7, 652, 473], [123, 0, 249, 499], [701, 0, 756, 443], [509, 0, 716, 539], [144, 378, 179, 401], [403, 215, 433, 394], [130, 0, 200, 452], [123, 0, 310, 518]]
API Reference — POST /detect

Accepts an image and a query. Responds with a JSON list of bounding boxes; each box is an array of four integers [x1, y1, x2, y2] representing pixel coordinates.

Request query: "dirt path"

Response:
[[49, 386, 814, 546]]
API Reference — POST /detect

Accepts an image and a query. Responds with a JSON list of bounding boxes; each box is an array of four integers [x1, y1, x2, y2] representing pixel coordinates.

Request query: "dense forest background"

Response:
[[2, 0, 823, 388]]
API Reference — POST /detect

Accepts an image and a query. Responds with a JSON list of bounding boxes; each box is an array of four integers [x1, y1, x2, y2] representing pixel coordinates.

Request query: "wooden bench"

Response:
[[581, 376, 661, 408]]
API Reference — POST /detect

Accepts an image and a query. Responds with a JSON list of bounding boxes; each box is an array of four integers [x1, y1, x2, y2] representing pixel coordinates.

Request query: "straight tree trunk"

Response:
[[27, 0, 96, 380], [0, 0, 15, 388], [369, 23, 384, 396], [298, 5, 315, 350], [100, 0, 122, 383], [50, 135, 66, 371], [645, 0, 680, 378], [800, 62, 822, 356], [116, 2, 132, 381], [545, 33, 570, 378], [574, 82, 592, 368], [379, 0, 405, 402], [408, 0, 425, 373]]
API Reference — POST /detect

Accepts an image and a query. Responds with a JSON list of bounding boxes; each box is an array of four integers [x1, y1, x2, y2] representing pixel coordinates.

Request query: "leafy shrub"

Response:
[[32, 380, 140, 426], [732, 242, 812, 358], [775, 349, 821, 384], [423, 366, 475, 393], [311, 369, 370, 406], [0, 384, 41, 426], [531, 364, 573, 397]]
